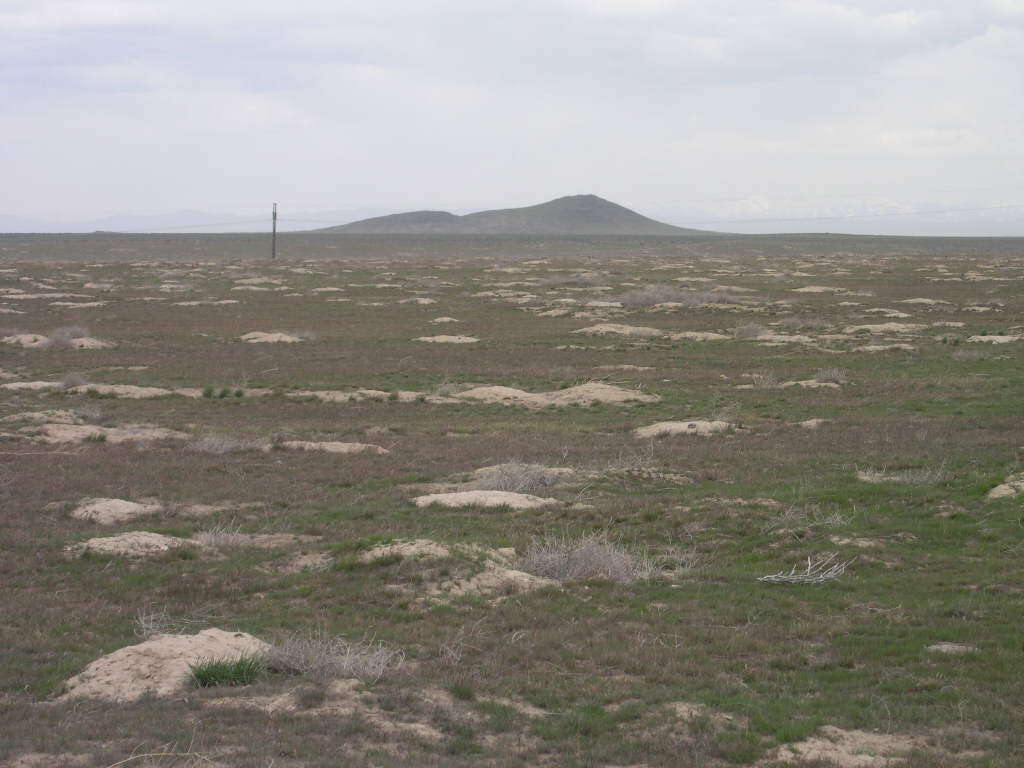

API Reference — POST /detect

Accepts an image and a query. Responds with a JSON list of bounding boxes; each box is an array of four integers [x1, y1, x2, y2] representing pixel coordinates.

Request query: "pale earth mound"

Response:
[[21, 423, 189, 444], [987, 472, 1024, 500], [276, 440, 389, 455], [240, 331, 304, 343], [60, 629, 269, 703], [68, 531, 191, 557], [456, 382, 658, 408], [71, 498, 163, 524], [634, 420, 735, 439], [760, 725, 925, 767], [358, 538, 555, 603], [413, 334, 479, 343], [413, 490, 558, 510]]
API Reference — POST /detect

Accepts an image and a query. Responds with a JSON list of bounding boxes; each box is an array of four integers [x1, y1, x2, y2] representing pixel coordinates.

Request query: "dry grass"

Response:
[[133, 607, 206, 638], [815, 367, 849, 384], [267, 630, 403, 683], [856, 465, 948, 484], [44, 325, 89, 349], [733, 323, 767, 339], [748, 371, 780, 389], [193, 522, 246, 548], [61, 373, 88, 389], [519, 533, 656, 584], [188, 435, 263, 454], [469, 462, 568, 494]]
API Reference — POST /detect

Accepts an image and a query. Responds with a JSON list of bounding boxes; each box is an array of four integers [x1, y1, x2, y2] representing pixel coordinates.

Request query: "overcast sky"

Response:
[[3, 0, 1023, 231]]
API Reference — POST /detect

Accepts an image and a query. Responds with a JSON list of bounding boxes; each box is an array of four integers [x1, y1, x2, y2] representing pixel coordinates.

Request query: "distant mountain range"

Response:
[[320, 195, 711, 235]]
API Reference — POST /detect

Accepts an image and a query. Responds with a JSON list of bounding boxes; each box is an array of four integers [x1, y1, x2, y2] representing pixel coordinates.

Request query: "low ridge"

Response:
[[320, 194, 713, 235]]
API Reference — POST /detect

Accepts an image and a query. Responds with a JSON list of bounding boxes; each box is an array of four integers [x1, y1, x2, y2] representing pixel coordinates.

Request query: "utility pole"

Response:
[[271, 203, 278, 260]]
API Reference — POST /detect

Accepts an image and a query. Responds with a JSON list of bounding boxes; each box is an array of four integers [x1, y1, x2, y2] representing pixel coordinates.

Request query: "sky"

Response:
[[2, 0, 1024, 233]]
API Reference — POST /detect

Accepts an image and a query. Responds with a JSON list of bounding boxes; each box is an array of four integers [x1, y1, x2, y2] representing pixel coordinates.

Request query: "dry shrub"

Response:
[[815, 367, 848, 384], [189, 434, 263, 454], [519, 533, 655, 584], [733, 323, 767, 339], [61, 373, 88, 389], [748, 371, 779, 389], [194, 522, 246, 548], [133, 607, 204, 638], [268, 630, 403, 683], [470, 462, 567, 493], [856, 465, 947, 484], [44, 325, 89, 349]]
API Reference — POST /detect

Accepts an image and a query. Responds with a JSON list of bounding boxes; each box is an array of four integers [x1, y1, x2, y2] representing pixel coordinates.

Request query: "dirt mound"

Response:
[[413, 491, 559, 509], [277, 440, 389, 455], [61, 629, 269, 702], [759, 725, 924, 767], [927, 642, 979, 655], [413, 335, 479, 343], [987, 473, 1024, 500], [68, 337, 113, 349], [358, 539, 453, 561], [240, 331, 303, 343], [287, 388, 459, 405], [670, 331, 730, 341], [853, 343, 915, 352], [793, 285, 845, 293], [633, 420, 734, 439], [843, 323, 926, 334], [1, 409, 82, 425], [70, 498, 163, 524], [967, 334, 1021, 344], [796, 418, 830, 429], [23, 423, 189, 444], [358, 538, 555, 603], [456, 382, 658, 408], [573, 323, 664, 338], [68, 383, 171, 399], [1, 333, 48, 348], [69, 531, 191, 557], [781, 379, 840, 389]]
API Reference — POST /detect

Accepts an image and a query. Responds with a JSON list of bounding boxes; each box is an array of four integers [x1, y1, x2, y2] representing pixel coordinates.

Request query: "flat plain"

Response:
[[1, 232, 1022, 767]]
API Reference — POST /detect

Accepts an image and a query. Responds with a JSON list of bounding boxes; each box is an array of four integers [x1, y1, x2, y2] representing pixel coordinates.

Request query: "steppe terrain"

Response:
[[1, 233, 1022, 767]]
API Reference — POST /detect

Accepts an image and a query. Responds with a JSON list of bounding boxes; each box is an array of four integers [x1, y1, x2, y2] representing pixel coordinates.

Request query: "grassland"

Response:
[[1, 233, 1022, 767]]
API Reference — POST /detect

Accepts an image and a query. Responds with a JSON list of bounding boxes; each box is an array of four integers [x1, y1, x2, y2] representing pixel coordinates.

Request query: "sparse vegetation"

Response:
[[193, 522, 246, 548], [2, 238, 1023, 767], [469, 462, 567, 493], [519, 533, 655, 583], [267, 631, 403, 683]]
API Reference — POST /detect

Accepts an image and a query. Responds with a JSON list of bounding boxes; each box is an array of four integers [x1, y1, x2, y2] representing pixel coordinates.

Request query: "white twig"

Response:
[[758, 553, 854, 584]]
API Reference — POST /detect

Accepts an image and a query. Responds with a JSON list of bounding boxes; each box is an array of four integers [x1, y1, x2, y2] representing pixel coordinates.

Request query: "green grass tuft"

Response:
[[189, 653, 267, 688]]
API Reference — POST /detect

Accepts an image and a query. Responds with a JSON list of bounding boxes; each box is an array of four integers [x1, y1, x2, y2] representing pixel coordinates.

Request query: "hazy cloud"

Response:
[[2, 0, 1022, 231]]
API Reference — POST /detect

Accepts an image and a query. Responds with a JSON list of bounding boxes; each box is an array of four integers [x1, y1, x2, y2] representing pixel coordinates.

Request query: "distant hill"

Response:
[[320, 195, 713, 235]]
